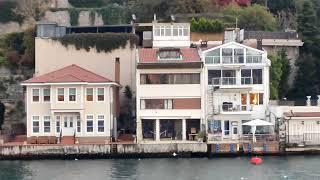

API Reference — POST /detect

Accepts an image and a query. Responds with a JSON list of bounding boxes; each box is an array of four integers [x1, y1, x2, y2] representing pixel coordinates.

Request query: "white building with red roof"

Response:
[[136, 46, 204, 143], [22, 64, 120, 144]]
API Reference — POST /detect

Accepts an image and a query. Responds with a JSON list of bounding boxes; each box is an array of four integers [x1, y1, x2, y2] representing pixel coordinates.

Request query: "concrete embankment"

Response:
[[0, 143, 208, 159]]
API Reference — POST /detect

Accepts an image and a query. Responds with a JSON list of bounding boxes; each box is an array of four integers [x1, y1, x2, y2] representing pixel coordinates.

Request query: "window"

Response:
[[64, 116, 68, 127], [86, 115, 94, 132], [86, 88, 93, 101], [57, 88, 64, 101], [32, 89, 40, 102], [141, 99, 173, 109], [208, 120, 222, 135], [173, 26, 178, 36], [32, 116, 40, 133], [165, 26, 171, 36], [43, 89, 50, 102], [224, 120, 230, 135], [44, 116, 51, 133], [77, 116, 81, 133], [250, 93, 264, 105], [70, 116, 74, 127], [69, 88, 76, 101], [154, 26, 160, 36], [97, 88, 105, 101], [140, 74, 200, 84], [164, 99, 173, 109], [252, 69, 262, 84], [241, 69, 262, 84], [97, 115, 104, 132], [234, 49, 244, 63], [158, 49, 181, 60], [56, 116, 60, 133]]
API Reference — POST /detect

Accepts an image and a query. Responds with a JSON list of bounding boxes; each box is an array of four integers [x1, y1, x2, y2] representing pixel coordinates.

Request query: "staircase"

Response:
[[207, 86, 219, 118], [61, 136, 75, 145]]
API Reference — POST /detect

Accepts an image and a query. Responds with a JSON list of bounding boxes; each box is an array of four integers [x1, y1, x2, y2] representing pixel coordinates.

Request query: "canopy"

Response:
[[242, 119, 273, 126]]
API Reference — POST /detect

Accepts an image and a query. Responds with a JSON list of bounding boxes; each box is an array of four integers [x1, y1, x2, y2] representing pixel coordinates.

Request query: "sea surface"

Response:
[[0, 156, 319, 180]]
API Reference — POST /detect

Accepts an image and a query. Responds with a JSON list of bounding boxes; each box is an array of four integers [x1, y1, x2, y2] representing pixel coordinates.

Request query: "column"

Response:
[[136, 118, 142, 143], [182, 119, 187, 141], [156, 119, 160, 141]]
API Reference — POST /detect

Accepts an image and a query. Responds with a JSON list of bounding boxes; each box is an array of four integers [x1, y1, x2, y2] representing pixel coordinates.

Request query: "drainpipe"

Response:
[[306, 96, 311, 106]]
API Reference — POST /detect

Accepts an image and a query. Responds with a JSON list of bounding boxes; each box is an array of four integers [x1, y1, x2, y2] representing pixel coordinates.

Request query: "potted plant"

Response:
[[197, 130, 206, 142]]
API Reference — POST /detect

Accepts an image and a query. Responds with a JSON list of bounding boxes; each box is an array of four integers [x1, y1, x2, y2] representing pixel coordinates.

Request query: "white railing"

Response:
[[212, 77, 236, 85], [220, 104, 251, 112], [241, 77, 252, 85], [222, 56, 233, 64], [205, 56, 220, 64], [247, 55, 262, 63]]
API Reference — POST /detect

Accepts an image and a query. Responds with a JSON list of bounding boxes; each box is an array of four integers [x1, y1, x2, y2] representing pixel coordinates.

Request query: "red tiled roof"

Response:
[[284, 112, 320, 117], [139, 48, 201, 63], [23, 64, 113, 83]]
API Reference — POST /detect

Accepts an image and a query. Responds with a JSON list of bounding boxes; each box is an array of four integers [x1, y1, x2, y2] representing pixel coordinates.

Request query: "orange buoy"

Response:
[[250, 157, 263, 165]]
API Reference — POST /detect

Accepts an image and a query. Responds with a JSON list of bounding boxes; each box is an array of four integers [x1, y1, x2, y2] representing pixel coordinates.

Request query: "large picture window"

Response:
[[140, 73, 200, 84], [250, 93, 264, 105], [141, 99, 173, 109]]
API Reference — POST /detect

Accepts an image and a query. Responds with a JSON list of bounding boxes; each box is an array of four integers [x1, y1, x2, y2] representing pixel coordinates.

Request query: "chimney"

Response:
[[115, 58, 120, 83], [306, 96, 311, 106], [257, 39, 262, 50], [115, 58, 120, 118], [318, 95, 320, 106]]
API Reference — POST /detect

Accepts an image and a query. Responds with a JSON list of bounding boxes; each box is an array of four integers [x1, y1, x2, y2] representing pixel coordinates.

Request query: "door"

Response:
[[62, 115, 75, 136], [231, 126, 238, 140], [223, 120, 230, 139]]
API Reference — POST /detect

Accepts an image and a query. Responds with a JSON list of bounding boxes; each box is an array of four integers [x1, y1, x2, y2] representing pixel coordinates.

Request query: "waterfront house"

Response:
[[22, 64, 120, 144], [136, 47, 203, 143], [201, 41, 271, 147], [135, 22, 205, 143]]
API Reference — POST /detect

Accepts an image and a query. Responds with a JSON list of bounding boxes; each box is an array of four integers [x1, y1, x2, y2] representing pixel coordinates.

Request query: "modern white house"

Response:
[[201, 42, 271, 143], [22, 64, 120, 144], [135, 46, 203, 143]]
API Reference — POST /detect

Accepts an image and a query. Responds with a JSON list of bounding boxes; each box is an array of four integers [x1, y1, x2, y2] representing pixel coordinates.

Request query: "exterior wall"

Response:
[[25, 84, 115, 139], [152, 23, 190, 47], [202, 42, 271, 141], [136, 68, 203, 142], [35, 38, 136, 99]]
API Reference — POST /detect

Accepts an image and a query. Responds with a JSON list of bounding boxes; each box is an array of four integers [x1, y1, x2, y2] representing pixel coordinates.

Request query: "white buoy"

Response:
[[172, 152, 177, 157], [75, 158, 78, 161]]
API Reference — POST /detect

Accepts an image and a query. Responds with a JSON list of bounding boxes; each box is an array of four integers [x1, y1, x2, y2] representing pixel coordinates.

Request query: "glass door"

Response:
[[223, 120, 230, 139]]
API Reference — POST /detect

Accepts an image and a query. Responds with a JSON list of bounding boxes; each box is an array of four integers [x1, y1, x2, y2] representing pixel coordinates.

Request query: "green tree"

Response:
[[278, 49, 291, 98], [223, 4, 277, 31], [269, 53, 283, 100], [291, 54, 318, 98]]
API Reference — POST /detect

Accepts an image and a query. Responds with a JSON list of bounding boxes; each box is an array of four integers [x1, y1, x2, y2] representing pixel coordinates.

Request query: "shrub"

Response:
[[0, 1, 24, 24], [68, 8, 81, 26], [191, 17, 224, 33], [52, 33, 139, 53]]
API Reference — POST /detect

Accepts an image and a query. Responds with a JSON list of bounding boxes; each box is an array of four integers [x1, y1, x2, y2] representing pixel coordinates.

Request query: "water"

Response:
[[0, 156, 320, 180]]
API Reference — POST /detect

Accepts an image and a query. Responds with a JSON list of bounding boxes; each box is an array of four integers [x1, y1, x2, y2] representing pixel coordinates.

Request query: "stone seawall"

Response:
[[0, 143, 207, 159]]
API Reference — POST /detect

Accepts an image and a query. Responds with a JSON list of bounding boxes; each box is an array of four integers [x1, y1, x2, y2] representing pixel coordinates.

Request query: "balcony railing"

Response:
[[205, 56, 220, 64], [219, 104, 251, 112], [241, 77, 252, 85], [212, 77, 236, 85], [247, 55, 262, 63], [205, 55, 262, 64]]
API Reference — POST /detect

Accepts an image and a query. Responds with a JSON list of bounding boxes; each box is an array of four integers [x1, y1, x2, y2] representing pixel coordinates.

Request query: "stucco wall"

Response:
[[34, 38, 136, 98]]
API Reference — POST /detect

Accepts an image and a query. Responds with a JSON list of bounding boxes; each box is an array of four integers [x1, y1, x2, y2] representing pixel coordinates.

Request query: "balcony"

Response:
[[204, 55, 262, 64], [219, 103, 252, 112], [212, 77, 236, 85]]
